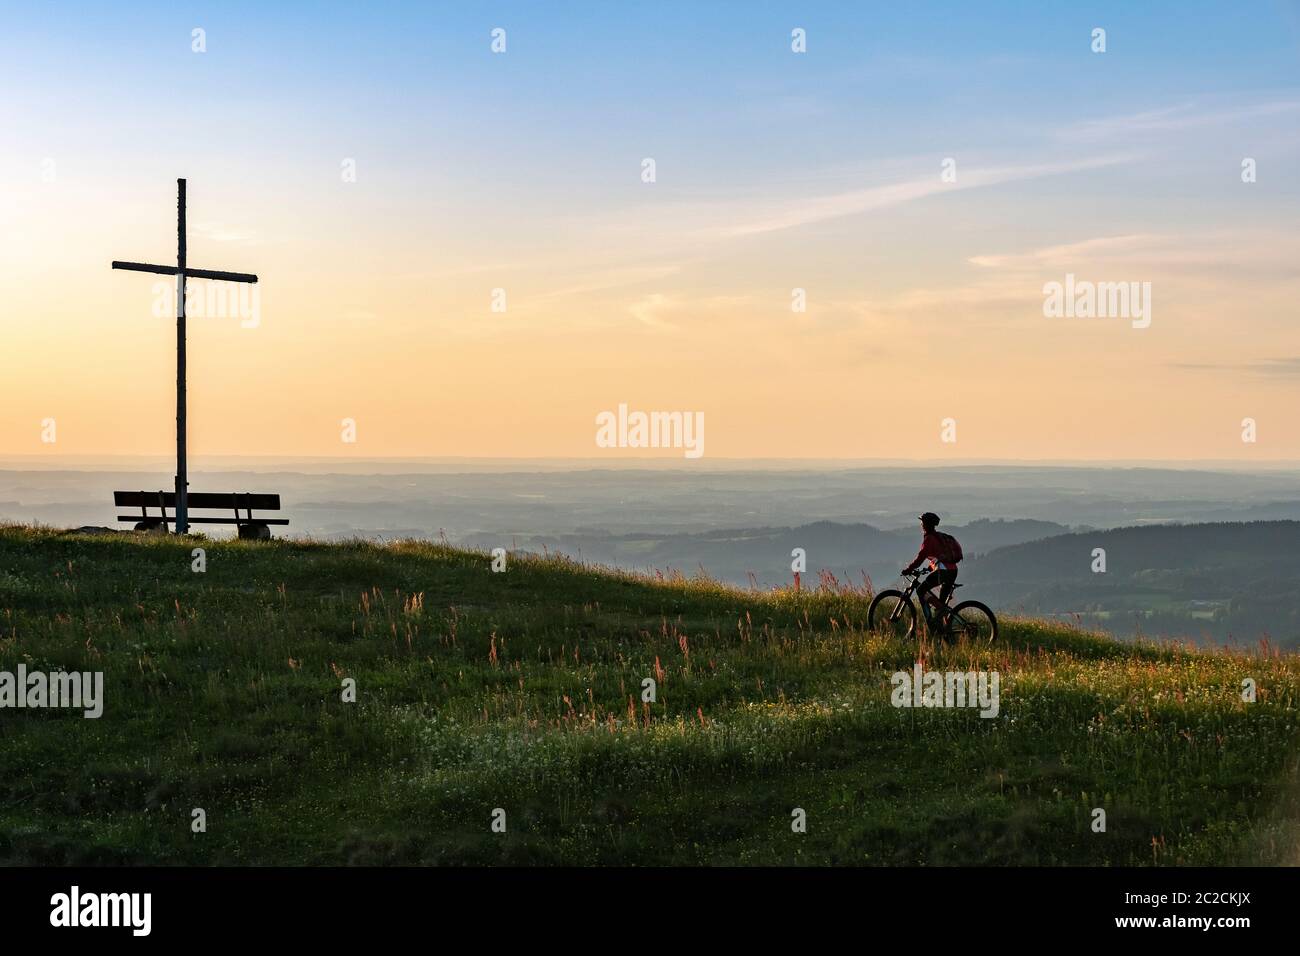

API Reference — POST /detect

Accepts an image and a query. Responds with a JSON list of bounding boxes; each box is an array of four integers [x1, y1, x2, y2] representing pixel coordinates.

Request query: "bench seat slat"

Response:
[[115, 516, 290, 525], [114, 491, 280, 510]]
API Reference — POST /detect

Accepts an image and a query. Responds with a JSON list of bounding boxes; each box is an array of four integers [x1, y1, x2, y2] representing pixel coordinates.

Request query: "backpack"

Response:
[[935, 532, 963, 564]]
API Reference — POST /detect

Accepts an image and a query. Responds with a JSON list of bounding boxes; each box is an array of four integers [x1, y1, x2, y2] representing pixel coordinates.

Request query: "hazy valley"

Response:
[[3, 460, 1298, 645]]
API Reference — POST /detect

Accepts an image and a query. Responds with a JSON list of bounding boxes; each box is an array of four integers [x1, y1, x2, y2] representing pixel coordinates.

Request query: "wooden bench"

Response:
[[113, 491, 287, 539]]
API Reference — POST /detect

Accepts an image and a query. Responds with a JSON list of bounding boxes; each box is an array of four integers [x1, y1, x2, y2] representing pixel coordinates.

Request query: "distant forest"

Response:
[[961, 521, 1300, 647]]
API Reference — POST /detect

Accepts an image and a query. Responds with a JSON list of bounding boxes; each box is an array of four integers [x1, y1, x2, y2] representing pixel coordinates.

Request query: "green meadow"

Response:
[[0, 525, 1297, 866]]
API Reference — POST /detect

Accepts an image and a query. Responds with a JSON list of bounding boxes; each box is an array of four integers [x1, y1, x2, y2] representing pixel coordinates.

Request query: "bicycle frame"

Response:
[[892, 572, 944, 626]]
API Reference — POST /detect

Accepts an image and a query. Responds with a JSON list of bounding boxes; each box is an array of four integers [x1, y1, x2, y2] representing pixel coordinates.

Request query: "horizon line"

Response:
[[3, 454, 1299, 473]]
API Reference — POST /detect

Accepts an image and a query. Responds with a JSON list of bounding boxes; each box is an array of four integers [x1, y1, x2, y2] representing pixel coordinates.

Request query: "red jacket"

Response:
[[904, 531, 959, 573]]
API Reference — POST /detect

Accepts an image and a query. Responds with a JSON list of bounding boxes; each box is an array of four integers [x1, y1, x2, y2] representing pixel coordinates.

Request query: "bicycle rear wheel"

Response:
[[867, 589, 917, 639], [946, 600, 998, 643]]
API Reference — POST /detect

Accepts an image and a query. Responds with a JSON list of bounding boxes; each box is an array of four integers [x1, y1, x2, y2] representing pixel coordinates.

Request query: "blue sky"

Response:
[[7, 2, 1298, 185]]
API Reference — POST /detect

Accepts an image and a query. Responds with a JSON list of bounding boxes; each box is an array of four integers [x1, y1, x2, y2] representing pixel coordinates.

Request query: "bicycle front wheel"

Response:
[[867, 589, 917, 639], [947, 600, 998, 643]]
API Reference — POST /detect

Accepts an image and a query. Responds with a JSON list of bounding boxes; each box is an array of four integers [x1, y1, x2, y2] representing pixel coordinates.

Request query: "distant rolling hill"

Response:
[[462, 518, 1074, 589], [961, 521, 1300, 646]]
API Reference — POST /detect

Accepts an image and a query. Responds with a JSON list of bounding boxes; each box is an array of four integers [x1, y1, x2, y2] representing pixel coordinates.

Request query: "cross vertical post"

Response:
[[112, 180, 259, 536], [176, 178, 188, 533]]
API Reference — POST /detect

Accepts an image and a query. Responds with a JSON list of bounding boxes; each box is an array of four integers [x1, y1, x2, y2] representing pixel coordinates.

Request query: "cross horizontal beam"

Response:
[[112, 260, 258, 283]]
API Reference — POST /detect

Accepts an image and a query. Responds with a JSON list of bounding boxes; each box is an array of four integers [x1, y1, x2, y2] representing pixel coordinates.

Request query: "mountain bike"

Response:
[[867, 568, 998, 642]]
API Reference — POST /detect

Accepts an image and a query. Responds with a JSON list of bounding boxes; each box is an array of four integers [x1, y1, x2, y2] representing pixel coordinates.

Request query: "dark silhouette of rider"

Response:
[[901, 512, 961, 627]]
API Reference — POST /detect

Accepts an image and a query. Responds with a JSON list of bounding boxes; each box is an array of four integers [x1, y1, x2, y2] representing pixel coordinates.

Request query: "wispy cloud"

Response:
[[1175, 358, 1300, 379], [970, 234, 1156, 269], [490, 92, 1298, 318], [1058, 99, 1300, 142], [628, 293, 680, 331], [690, 153, 1138, 241], [625, 292, 757, 332], [968, 230, 1300, 277], [192, 221, 261, 244], [537, 263, 685, 300]]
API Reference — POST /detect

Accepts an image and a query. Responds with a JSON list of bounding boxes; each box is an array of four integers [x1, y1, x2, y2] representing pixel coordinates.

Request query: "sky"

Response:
[[2, 1, 1299, 461]]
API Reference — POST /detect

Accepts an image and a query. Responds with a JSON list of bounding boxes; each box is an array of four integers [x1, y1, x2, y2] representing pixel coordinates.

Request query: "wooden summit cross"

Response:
[[111, 179, 258, 534]]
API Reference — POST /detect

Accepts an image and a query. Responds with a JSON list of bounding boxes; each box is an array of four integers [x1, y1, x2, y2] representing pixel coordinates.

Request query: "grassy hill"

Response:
[[1, 525, 1297, 866]]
